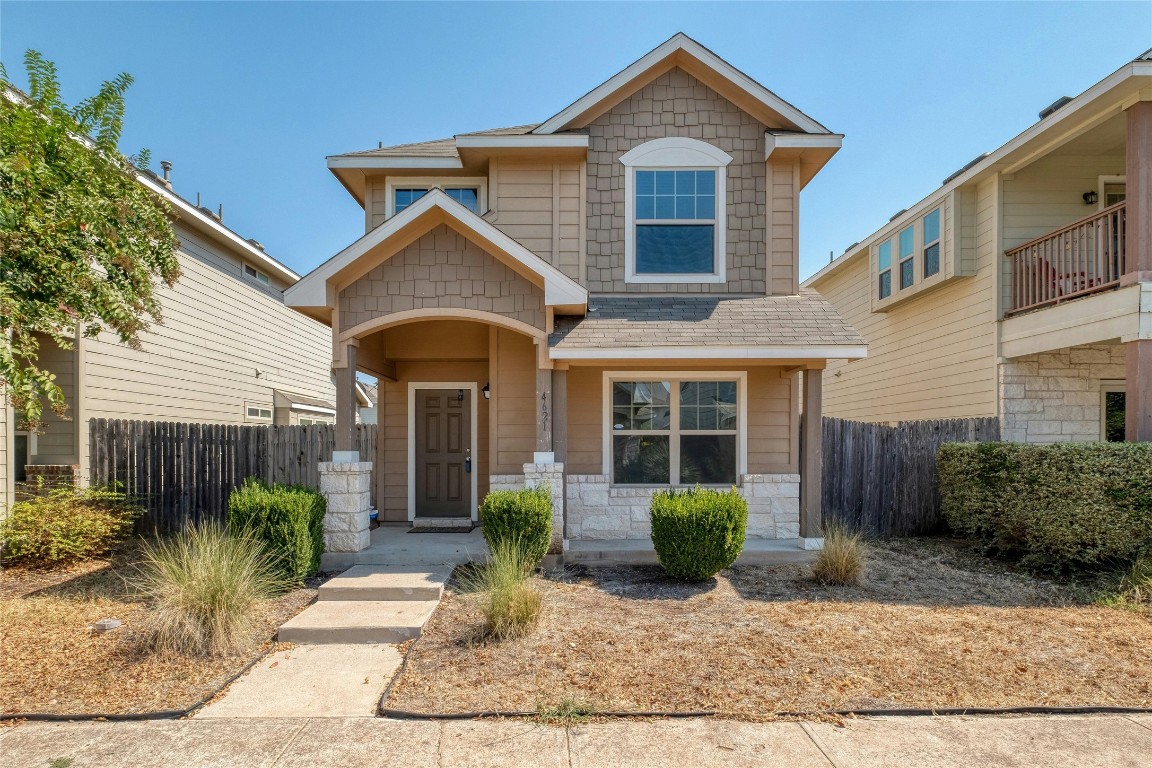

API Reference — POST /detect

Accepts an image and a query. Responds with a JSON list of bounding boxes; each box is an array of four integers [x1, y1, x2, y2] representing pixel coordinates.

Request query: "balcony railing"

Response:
[[1005, 201, 1126, 316]]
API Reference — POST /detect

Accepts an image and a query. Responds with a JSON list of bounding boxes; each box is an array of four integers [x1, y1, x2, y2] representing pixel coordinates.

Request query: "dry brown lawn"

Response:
[[385, 539, 1152, 717], [0, 549, 315, 715]]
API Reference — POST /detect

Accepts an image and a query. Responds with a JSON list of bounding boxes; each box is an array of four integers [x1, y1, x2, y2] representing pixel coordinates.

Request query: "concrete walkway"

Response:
[[2, 714, 1150, 767]]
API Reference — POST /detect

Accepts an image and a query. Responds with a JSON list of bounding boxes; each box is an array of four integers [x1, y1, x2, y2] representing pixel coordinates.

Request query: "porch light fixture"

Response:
[[1083, 191, 1098, 205], [482, 383, 490, 400]]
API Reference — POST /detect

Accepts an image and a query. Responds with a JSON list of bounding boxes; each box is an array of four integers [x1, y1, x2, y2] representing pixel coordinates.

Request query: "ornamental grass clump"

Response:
[[479, 486, 553, 569], [649, 487, 747, 581], [228, 479, 325, 583], [812, 523, 866, 585], [133, 522, 285, 656], [458, 538, 543, 641], [0, 484, 140, 566]]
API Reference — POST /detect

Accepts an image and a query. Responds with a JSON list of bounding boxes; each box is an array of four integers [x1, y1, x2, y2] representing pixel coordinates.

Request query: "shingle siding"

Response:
[[338, 224, 545, 333], [585, 67, 768, 294]]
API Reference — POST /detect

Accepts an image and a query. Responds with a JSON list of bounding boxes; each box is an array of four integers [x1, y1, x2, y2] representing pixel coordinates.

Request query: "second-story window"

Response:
[[898, 225, 915, 290], [620, 137, 732, 284], [922, 208, 941, 278], [243, 263, 271, 286], [394, 187, 479, 214], [634, 170, 717, 275], [877, 240, 892, 299]]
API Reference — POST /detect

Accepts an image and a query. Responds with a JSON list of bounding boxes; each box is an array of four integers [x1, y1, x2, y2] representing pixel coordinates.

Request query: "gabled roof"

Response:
[[533, 33, 831, 135], [327, 125, 539, 161], [285, 188, 587, 322]]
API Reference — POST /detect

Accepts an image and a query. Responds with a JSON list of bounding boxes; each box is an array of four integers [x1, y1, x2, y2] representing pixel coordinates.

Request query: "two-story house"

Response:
[[0, 164, 355, 513], [286, 34, 865, 552], [805, 49, 1151, 445]]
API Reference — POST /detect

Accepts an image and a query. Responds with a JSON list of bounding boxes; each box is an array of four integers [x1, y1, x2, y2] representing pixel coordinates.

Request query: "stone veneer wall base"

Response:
[[318, 461, 373, 553]]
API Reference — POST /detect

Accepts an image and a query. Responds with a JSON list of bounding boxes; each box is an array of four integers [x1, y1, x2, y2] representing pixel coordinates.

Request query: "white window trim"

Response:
[[896, 222, 917, 291], [245, 404, 273, 422], [243, 263, 271, 286], [14, 424, 36, 477], [620, 138, 732, 284], [1100, 380, 1126, 441], [876, 239, 893, 300], [601, 371, 747, 486], [1098, 175, 1126, 210], [385, 177, 488, 218], [406, 382, 479, 522]]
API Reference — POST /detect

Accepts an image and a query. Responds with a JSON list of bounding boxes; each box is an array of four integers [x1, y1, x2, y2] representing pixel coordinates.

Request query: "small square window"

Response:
[[246, 406, 272, 421], [243, 264, 270, 286]]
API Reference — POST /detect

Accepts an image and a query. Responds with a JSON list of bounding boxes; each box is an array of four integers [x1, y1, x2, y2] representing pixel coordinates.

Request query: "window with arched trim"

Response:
[[620, 138, 732, 283]]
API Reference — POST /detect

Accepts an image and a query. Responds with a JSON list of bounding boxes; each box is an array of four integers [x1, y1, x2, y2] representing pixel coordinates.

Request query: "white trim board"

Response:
[[407, 382, 480, 523], [533, 33, 829, 135], [383, 177, 489, 219], [601, 370, 748, 483], [549, 345, 868, 360], [285, 188, 588, 311]]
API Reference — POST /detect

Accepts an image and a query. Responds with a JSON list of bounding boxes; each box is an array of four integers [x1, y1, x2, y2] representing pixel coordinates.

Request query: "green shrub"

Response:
[[134, 522, 285, 656], [812, 523, 865, 585], [938, 442, 1152, 573], [649, 487, 747, 581], [228, 479, 325, 582], [479, 486, 552, 569], [457, 538, 543, 640], [0, 485, 140, 566]]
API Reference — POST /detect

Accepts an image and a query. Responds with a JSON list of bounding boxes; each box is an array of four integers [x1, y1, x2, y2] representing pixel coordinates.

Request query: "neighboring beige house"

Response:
[[0, 168, 348, 512], [287, 34, 865, 550], [805, 49, 1152, 445]]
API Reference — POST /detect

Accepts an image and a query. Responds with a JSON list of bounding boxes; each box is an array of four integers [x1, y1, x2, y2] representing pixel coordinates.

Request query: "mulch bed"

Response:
[[385, 538, 1152, 717], [0, 549, 317, 715]]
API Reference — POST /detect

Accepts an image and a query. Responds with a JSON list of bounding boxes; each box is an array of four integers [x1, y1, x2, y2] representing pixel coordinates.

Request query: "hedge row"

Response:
[[938, 442, 1152, 573]]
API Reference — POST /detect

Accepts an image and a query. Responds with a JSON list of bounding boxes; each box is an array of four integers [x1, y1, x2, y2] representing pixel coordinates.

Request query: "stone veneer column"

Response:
[[318, 460, 372, 552], [524, 462, 565, 552]]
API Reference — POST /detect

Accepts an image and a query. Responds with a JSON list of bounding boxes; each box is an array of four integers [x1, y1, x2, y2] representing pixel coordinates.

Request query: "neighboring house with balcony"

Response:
[[0, 166, 350, 512], [286, 33, 866, 551], [805, 49, 1152, 444]]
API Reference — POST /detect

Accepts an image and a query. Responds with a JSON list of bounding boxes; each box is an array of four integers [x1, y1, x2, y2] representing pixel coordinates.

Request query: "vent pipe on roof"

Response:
[[888, 208, 907, 222], [159, 160, 172, 190], [247, 238, 265, 251], [378, 141, 384, 148], [1039, 96, 1073, 120], [218, 203, 224, 222]]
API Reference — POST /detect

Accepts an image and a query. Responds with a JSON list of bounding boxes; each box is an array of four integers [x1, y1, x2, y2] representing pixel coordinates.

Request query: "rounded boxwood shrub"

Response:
[[938, 441, 1152, 574], [479, 486, 553, 568], [228, 479, 325, 582], [650, 487, 747, 581], [0, 485, 140, 566]]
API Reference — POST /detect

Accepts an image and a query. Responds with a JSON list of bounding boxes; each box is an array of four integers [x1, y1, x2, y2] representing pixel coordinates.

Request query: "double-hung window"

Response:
[[877, 240, 893, 299], [898, 225, 915, 289], [620, 138, 732, 283], [609, 376, 741, 485], [922, 208, 941, 278]]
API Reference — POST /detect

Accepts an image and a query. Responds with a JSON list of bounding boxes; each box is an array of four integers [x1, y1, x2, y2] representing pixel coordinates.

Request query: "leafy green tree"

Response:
[[1, 51, 180, 429]]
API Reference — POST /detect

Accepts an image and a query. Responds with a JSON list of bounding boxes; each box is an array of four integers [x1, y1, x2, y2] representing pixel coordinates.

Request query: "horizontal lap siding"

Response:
[[769, 161, 798, 295], [494, 329, 536, 472], [81, 224, 335, 472], [815, 177, 998, 423], [491, 161, 583, 282], [564, 365, 797, 476]]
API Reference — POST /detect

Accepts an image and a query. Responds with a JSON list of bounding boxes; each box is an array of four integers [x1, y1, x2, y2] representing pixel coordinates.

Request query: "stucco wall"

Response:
[[585, 67, 769, 295], [339, 225, 545, 333], [999, 343, 1126, 443]]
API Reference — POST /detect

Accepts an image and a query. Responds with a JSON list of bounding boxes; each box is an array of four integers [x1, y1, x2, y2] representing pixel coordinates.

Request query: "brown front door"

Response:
[[414, 389, 471, 518]]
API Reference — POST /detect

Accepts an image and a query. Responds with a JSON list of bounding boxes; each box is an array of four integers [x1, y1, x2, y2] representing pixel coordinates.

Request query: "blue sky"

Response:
[[3, 1, 1150, 280]]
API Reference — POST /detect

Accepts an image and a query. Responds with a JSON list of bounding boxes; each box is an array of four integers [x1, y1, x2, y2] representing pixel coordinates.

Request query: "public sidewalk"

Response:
[[2, 713, 1151, 767]]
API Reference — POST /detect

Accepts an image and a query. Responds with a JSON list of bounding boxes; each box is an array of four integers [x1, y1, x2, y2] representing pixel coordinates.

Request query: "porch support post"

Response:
[[535, 361, 554, 460], [800, 367, 823, 541], [1124, 101, 1152, 283], [1126, 340, 1152, 442], [334, 341, 358, 458], [551, 368, 567, 463]]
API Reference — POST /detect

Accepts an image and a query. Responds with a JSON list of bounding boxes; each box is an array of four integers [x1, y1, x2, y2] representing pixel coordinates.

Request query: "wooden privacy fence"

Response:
[[89, 419, 377, 534], [822, 416, 1000, 537]]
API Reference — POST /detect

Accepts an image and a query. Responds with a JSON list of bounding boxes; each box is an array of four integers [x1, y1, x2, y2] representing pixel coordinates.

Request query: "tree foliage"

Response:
[[0, 50, 180, 428]]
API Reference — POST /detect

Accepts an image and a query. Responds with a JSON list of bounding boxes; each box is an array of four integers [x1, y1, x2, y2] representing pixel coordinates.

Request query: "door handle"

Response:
[[465, 448, 472, 474]]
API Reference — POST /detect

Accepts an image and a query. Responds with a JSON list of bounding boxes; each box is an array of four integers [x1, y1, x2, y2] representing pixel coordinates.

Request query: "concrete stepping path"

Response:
[[198, 565, 452, 717], [196, 644, 400, 718]]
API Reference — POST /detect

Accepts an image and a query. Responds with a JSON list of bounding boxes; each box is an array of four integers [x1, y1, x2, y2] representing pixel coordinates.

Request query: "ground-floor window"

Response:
[[1102, 383, 1126, 442], [608, 374, 742, 485]]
